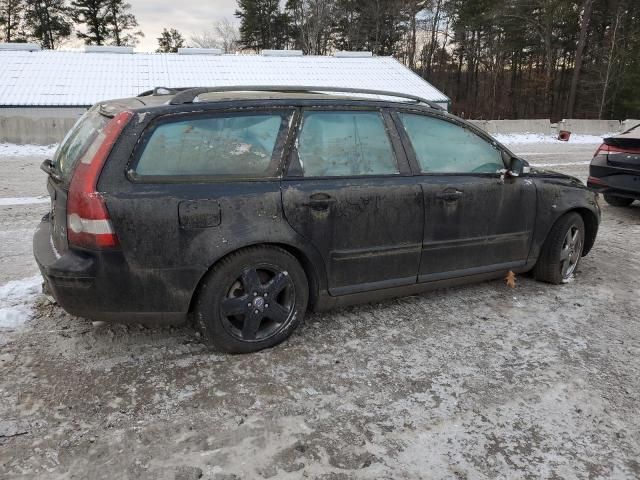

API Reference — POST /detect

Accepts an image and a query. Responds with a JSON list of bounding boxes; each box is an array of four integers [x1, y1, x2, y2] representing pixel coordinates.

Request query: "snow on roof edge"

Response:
[[0, 50, 450, 107]]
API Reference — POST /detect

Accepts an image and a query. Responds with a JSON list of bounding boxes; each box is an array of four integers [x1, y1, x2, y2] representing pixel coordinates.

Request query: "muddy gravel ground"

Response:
[[1, 142, 639, 479]]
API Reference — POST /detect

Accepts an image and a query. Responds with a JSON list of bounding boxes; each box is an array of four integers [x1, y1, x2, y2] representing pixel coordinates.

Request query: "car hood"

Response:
[[530, 167, 585, 187]]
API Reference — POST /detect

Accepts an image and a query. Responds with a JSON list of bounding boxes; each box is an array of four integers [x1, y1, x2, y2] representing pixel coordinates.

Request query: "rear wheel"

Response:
[[603, 194, 634, 207], [533, 212, 585, 285], [195, 246, 308, 353]]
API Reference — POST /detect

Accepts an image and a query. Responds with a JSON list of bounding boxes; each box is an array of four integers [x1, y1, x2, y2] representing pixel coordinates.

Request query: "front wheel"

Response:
[[533, 212, 585, 285], [195, 246, 308, 353], [603, 194, 634, 207]]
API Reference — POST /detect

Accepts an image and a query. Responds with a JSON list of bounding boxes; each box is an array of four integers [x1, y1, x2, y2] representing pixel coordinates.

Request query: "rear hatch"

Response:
[[603, 124, 640, 170], [42, 106, 114, 254]]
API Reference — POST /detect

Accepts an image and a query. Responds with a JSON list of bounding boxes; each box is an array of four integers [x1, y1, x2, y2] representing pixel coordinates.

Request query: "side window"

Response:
[[297, 111, 399, 177], [399, 113, 504, 174], [135, 113, 285, 177]]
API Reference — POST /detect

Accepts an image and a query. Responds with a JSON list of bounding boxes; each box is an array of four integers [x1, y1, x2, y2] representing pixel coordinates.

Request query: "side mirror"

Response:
[[509, 157, 530, 177]]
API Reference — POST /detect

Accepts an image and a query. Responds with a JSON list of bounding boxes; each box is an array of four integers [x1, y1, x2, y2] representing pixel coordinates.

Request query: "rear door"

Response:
[[100, 109, 294, 309], [394, 111, 536, 281], [282, 108, 424, 295]]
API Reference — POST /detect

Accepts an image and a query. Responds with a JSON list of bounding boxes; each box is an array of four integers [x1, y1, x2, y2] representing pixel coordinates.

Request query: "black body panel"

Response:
[[282, 177, 424, 295], [417, 175, 536, 280]]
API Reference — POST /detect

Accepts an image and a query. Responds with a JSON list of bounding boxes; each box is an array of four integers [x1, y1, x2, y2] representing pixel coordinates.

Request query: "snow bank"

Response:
[[494, 133, 610, 145], [0, 275, 42, 329], [0, 143, 58, 157]]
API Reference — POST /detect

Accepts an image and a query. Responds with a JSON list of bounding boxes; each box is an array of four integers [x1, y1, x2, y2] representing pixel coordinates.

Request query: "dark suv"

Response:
[[34, 86, 600, 353]]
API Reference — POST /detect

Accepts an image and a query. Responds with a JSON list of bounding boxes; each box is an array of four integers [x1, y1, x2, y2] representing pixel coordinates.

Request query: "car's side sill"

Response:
[[417, 261, 526, 283], [329, 275, 416, 296], [313, 263, 533, 312]]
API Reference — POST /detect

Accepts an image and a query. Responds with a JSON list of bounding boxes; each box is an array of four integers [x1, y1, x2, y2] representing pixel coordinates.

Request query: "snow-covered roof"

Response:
[[0, 49, 450, 107]]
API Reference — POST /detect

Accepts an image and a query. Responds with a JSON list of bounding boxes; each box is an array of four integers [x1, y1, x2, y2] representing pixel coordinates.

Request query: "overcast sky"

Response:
[[131, 0, 239, 51]]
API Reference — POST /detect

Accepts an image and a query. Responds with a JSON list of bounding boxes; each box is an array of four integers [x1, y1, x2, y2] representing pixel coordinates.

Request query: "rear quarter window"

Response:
[[53, 107, 109, 182], [134, 112, 288, 178]]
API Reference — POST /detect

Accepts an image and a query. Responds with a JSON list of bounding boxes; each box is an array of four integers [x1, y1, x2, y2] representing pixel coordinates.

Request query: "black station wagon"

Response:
[[34, 86, 601, 353]]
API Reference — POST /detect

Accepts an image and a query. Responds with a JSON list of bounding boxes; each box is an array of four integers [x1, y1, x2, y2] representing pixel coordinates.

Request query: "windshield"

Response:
[[52, 106, 109, 182]]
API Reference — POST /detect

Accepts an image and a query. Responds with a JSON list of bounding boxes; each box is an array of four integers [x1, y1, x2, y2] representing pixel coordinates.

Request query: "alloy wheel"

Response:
[[560, 225, 583, 279], [220, 266, 296, 342]]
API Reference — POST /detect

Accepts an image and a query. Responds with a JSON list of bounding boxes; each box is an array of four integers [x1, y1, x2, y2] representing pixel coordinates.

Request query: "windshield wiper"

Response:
[[40, 159, 62, 182]]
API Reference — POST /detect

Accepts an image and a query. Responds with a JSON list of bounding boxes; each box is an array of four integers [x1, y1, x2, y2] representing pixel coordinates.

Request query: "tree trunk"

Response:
[[567, 0, 593, 118], [599, 9, 621, 119], [426, 0, 441, 76]]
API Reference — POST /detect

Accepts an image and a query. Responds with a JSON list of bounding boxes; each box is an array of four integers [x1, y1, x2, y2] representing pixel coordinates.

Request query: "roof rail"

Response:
[[168, 86, 445, 110], [138, 87, 189, 97]]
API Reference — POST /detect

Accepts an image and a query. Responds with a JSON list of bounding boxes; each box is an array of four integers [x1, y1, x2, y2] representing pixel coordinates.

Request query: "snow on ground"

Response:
[[0, 196, 50, 206], [494, 133, 611, 145], [0, 143, 58, 157], [1, 144, 639, 478], [531, 160, 591, 167], [0, 274, 42, 329]]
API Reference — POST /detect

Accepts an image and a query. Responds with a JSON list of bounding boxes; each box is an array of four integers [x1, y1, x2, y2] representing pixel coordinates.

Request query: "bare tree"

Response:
[[287, 0, 335, 55], [190, 30, 217, 48], [215, 17, 239, 53], [190, 18, 239, 53]]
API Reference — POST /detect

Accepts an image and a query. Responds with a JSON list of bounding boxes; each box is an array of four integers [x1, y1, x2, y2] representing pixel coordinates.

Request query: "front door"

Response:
[[394, 111, 536, 281], [282, 109, 424, 295]]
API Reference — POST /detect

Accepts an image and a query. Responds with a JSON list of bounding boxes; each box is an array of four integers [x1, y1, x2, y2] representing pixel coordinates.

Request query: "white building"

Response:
[[0, 44, 450, 144]]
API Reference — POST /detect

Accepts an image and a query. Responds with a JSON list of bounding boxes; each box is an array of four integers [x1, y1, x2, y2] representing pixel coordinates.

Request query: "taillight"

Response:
[[594, 142, 640, 156], [587, 176, 605, 186], [67, 110, 133, 249], [593, 143, 609, 157]]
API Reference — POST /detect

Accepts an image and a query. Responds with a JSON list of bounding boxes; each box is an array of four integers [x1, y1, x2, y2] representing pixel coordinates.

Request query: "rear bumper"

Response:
[[588, 163, 640, 200], [33, 214, 188, 325]]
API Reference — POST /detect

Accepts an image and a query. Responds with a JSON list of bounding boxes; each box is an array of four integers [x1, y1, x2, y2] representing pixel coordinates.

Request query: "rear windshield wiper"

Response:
[[40, 159, 62, 182]]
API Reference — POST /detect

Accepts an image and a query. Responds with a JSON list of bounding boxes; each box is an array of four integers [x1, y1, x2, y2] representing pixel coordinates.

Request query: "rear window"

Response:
[[53, 107, 109, 182], [134, 113, 287, 177]]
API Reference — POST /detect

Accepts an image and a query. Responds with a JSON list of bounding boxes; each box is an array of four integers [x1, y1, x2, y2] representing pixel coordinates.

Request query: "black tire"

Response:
[[603, 194, 634, 207], [195, 245, 308, 353], [533, 212, 585, 285]]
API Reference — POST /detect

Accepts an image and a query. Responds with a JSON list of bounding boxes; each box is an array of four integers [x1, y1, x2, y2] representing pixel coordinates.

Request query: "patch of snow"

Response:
[[0, 196, 50, 206], [532, 161, 591, 168], [495, 133, 611, 145], [0, 275, 42, 329], [0, 143, 58, 157]]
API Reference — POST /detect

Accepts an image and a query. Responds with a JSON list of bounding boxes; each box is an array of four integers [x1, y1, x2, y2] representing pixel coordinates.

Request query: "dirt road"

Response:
[[1, 141, 639, 479]]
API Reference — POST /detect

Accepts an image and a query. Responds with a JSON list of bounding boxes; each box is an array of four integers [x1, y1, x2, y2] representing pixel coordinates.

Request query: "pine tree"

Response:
[[71, 0, 108, 45], [156, 27, 184, 53], [0, 0, 24, 42], [24, 0, 72, 49], [235, 0, 290, 51], [104, 0, 142, 46]]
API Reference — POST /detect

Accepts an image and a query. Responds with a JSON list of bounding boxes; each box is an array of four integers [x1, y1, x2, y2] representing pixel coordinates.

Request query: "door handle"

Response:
[[302, 193, 336, 210], [436, 190, 463, 201]]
